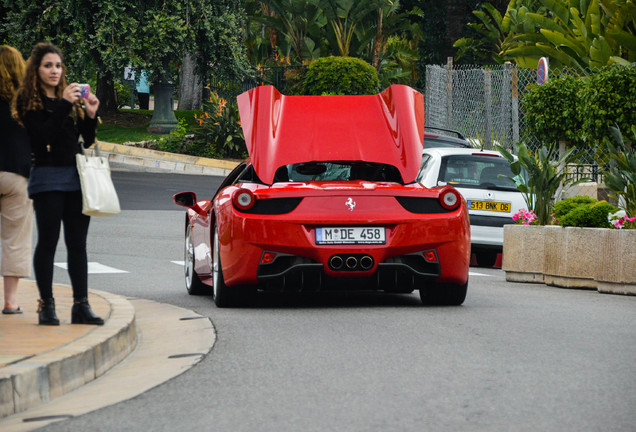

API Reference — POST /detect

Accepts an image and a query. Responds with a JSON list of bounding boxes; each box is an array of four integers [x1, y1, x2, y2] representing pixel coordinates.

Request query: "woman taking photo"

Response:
[[14, 42, 103, 326], [0, 45, 32, 315]]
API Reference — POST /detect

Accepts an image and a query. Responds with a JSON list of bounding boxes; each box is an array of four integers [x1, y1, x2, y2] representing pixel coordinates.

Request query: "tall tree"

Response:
[[0, 0, 138, 111], [0, 0, 251, 115], [255, 0, 325, 62]]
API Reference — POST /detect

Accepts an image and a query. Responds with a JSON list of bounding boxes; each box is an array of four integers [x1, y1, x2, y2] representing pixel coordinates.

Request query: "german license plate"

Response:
[[467, 200, 511, 212], [315, 227, 386, 245]]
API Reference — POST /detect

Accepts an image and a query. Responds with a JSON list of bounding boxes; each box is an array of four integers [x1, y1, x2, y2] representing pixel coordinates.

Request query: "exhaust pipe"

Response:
[[345, 256, 358, 269], [360, 255, 374, 270], [329, 255, 344, 270]]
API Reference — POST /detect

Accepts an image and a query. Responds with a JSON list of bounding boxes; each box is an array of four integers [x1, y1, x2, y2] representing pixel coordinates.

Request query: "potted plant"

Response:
[[496, 141, 584, 283], [497, 127, 636, 295]]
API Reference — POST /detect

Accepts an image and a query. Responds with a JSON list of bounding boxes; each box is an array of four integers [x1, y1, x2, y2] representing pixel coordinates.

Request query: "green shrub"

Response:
[[579, 66, 636, 145], [552, 195, 596, 219], [521, 75, 583, 147], [555, 197, 618, 228], [302, 56, 380, 96], [156, 118, 187, 153], [192, 92, 247, 159]]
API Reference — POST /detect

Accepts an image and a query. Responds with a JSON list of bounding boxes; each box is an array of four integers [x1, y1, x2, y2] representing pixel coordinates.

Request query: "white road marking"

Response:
[[171, 261, 185, 266], [54, 262, 129, 274]]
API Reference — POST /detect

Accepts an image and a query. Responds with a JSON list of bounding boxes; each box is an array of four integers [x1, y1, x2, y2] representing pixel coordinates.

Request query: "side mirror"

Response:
[[174, 191, 197, 207], [173, 192, 206, 216]]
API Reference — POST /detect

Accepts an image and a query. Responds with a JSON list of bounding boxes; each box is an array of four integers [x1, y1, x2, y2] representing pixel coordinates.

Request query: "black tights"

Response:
[[32, 190, 90, 300]]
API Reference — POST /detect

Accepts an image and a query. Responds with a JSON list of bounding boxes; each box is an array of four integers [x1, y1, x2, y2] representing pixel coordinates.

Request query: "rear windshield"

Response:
[[274, 161, 403, 183], [438, 155, 519, 191]]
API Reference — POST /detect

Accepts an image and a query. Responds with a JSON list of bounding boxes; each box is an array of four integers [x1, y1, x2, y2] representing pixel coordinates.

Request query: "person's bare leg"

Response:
[[3, 275, 20, 310]]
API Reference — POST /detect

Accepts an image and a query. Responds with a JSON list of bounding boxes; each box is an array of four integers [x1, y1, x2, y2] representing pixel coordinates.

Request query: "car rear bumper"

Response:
[[255, 251, 442, 292], [219, 212, 470, 288]]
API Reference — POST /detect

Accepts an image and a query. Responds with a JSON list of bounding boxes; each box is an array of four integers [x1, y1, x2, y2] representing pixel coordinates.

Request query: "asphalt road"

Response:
[[41, 170, 636, 432]]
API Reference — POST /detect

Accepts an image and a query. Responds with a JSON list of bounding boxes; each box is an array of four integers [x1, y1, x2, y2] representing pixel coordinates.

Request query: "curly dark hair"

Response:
[[13, 42, 81, 124]]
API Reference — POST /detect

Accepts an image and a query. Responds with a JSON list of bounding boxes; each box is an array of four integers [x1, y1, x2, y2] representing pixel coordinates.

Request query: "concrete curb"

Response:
[[0, 298, 215, 431], [89, 141, 240, 176], [0, 289, 137, 418]]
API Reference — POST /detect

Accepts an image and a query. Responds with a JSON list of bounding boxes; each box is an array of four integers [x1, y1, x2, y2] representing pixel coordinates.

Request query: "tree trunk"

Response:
[[96, 71, 118, 113], [372, 8, 383, 69], [261, 3, 278, 54], [177, 52, 202, 110]]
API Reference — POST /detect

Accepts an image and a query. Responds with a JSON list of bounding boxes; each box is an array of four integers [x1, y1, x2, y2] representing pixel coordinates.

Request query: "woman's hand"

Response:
[[62, 83, 81, 104], [62, 83, 99, 118], [84, 93, 100, 119]]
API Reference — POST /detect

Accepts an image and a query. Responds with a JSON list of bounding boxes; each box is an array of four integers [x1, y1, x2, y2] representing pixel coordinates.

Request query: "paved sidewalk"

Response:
[[0, 280, 136, 419], [0, 281, 110, 367]]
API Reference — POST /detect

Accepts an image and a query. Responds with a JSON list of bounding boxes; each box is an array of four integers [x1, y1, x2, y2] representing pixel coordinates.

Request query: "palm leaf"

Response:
[[542, 0, 571, 25]]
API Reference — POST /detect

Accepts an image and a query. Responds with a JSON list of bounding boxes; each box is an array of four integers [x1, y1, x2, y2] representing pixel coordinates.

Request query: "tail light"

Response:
[[261, 251, 277, 264], [422, 250, 438, 263], [232, 188, 255, 211], [439, 187, 460, 210]]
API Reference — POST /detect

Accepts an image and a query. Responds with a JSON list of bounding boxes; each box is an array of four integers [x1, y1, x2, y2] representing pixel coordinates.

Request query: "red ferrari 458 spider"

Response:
[[174, 85, 470, 307]]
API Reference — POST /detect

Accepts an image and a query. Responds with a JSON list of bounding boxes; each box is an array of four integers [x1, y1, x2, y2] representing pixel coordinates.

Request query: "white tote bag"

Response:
[[76, 153, 121, 217]]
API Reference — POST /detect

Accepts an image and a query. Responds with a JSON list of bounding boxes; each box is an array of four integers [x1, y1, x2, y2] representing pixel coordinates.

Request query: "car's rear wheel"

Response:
[[212, 223, 244, 307], [419, 281, 467, 306], [476, 251, 498, 267], [185, 223, 207, 295]]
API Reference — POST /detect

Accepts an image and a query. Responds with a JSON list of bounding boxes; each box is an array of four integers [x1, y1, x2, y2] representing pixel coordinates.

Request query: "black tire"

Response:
[[419, 281, 468, 306], [212, 223, 245, 307], [476, 251, 498, 267], [184, 223, 208, 295]]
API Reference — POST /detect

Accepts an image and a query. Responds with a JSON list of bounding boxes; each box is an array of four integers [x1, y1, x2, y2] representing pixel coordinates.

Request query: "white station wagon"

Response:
[[417, 148, 526, 267]]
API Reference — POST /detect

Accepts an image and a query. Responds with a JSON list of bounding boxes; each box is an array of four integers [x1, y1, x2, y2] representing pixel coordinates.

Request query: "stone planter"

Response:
[[596, 229, 636, 295], [502, 225, 545, 283], [543, 226, 600, 289], [503, 225, 636, 296]]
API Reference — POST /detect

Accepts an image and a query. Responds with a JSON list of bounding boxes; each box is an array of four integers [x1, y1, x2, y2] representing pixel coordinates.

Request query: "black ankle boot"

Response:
[[38, 298, 60, 326], [71, 298, 104, 325]]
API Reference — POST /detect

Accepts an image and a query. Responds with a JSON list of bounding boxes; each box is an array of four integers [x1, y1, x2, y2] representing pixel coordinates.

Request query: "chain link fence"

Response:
[[423, 60, 613, 201]]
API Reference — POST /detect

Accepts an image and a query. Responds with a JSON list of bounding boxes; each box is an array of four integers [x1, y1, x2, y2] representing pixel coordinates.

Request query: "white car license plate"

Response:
[[315, 227, 386, 245]]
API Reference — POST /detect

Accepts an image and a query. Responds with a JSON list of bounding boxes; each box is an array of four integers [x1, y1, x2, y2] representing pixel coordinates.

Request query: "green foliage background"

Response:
[[303, 56, 380, 95], [522, 66, 636, 148], [579, 66, 636, 145], [522, 76, 582, 147]]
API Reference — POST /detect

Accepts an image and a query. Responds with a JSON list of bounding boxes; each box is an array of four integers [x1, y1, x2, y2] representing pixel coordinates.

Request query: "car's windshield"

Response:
[[275, 161, 403, 183], [438, 155, 520, 191]]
